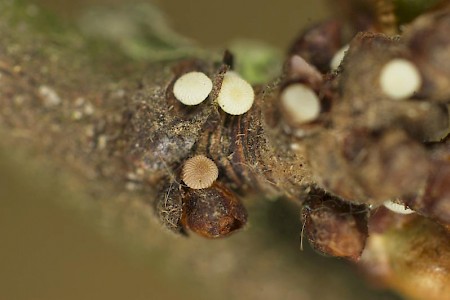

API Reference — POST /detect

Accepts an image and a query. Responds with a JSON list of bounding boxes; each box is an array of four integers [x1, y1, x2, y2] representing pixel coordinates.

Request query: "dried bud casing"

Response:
[[301, 193, 368, 261], [181, 182, 248, 238]]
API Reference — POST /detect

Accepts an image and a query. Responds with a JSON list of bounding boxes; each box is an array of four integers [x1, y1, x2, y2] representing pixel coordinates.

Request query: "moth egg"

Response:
[[217, 71, 255, 115], [330, 44, 349, 71], [280, 83, 321, 125], [379, 58, 422, 100], [383, 200, 415, 215], [173, 71, 213, 105], [182, 155, 219, 189]]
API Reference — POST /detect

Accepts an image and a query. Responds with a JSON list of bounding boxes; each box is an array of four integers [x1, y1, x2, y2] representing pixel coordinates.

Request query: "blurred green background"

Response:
[[0, 1, 402, 300], [37, 0, 331, 47]]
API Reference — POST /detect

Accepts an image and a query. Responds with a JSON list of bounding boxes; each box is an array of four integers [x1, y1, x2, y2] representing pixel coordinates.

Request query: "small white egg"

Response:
[[173, 71, 213, 105], [330, 44, 349, 71], [217, 71, 255, 115], [379, 58, 422, 100], [383, 200, 415, 215], [280, 83, 321, 125]]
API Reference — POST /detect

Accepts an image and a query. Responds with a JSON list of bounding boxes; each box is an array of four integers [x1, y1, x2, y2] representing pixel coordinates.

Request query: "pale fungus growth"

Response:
[[383, 200, 415, 215], [280, 83, 321, 125], [182, 155, 219, 189], [379, 58, 422, 100], [217, 71, 255, 115], [330, 44, 349, 71], [173, 71, 213, 105]]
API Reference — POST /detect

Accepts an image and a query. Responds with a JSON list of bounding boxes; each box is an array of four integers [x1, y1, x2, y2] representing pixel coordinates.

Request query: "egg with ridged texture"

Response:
[[182, 155, 219, 189], [173, 71, 213, 105], [217, 71, 255, 115]]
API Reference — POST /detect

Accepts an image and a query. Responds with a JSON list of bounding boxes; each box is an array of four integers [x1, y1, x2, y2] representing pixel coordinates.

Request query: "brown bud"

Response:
[[181, 182, 247, 238], [288, 20, 345, 73], [283, 55, 323, 90], [301, 192, 368, 261]]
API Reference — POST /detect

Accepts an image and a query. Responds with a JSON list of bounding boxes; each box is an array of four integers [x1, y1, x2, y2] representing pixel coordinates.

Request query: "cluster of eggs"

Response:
[[174, 51, 423, 209], [173, 70, 255, 115], [280, 45, 423, 129], [173, 70, 255, 189]]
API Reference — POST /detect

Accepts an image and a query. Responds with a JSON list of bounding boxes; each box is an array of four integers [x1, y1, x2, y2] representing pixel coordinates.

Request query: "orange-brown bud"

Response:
[[181, 182, 247, 238]]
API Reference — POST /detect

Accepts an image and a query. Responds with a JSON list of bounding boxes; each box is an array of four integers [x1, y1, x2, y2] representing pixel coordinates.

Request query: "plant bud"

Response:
[[301, 193, 368, 261], [181, 182, 248, 238]]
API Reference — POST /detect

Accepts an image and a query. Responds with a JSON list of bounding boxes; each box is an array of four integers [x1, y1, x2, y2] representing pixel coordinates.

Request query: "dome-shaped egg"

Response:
[[173, 71, 213, 105], [217, 71, 255, 115], [182, 155, 219, 189]]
